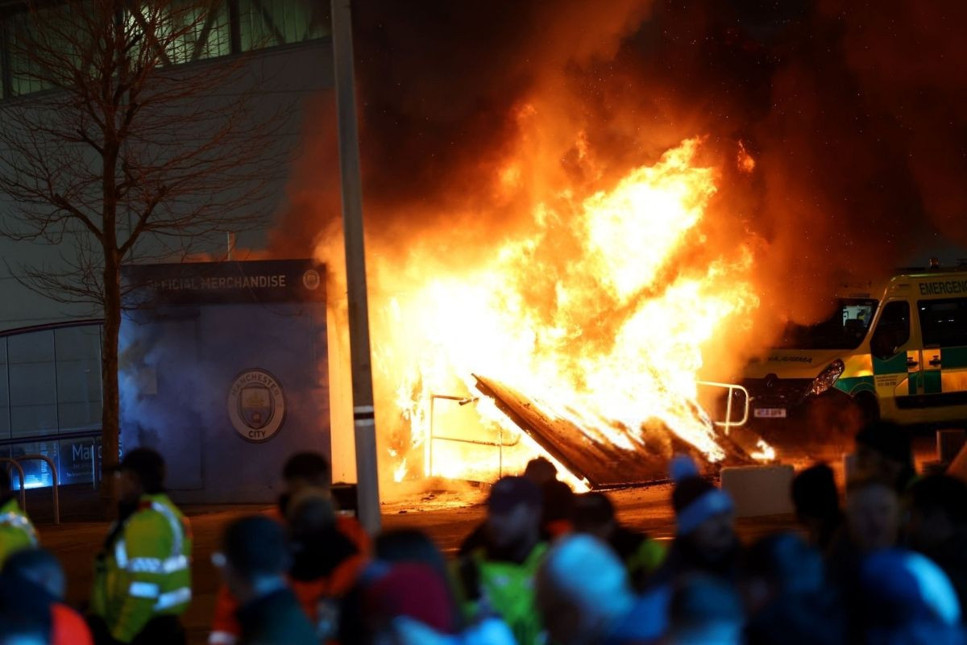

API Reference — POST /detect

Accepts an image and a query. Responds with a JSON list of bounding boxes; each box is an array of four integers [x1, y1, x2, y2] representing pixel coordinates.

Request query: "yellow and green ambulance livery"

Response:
[[742, 267, 967, 427]]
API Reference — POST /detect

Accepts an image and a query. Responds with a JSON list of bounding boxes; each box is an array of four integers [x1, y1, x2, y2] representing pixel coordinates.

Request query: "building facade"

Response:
[[0, 0, 339, 489]]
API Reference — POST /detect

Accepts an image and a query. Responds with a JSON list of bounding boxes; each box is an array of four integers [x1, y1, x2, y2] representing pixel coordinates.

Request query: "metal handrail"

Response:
[[696, 381, 751, 436], [0, 459, 26, 510], [428, 393, 519, 478], [16, 455, 59, 525]]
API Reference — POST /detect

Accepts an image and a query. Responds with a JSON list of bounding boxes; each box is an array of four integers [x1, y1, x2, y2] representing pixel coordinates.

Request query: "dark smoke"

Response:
[[273, 0, 967, 320]]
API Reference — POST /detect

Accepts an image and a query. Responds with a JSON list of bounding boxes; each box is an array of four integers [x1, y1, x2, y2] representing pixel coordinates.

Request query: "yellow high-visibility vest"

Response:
[[90, 493, 192, 643]]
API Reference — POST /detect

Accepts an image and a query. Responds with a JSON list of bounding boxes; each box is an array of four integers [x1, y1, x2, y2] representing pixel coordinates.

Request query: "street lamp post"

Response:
[[330, 0, 381, 534]]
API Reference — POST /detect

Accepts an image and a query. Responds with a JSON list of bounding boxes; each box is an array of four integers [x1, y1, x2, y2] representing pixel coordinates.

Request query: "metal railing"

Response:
[[0, 459, 26, 509], [16, 455, 60, 525], [697, 381, 751, 436], [0, 455, 62, 524], [426, 393, 521, 478]]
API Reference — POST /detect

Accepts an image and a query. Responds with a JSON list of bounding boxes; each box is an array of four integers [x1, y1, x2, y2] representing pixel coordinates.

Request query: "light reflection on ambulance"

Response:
[[740, 268, 967, 430]]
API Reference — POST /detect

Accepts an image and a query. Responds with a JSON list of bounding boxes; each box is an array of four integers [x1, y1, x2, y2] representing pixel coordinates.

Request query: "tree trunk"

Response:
[[99, 254, 122, 516]]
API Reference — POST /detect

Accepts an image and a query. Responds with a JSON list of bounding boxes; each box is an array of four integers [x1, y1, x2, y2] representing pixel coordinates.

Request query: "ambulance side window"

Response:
[[918, 299, 967, 348], [871, 301, 910, 360]]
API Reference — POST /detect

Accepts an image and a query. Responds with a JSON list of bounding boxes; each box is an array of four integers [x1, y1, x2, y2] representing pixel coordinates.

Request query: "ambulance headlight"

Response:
[[809, 359, 845, 397]]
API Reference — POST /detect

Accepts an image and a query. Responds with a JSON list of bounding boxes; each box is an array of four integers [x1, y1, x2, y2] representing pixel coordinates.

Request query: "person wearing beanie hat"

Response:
[[454, 476, 547, 645], [648, 455, 741, 588], [535, 534, 661, 645], [362, 563, 458, 639], [858, 548, 963, 644]]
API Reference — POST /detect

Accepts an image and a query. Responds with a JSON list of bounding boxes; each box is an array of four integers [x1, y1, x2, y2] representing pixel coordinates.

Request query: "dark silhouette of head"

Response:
[[523, 457, 557, 486], [218, 516, 290, 602], [906, 475, 967, 552]]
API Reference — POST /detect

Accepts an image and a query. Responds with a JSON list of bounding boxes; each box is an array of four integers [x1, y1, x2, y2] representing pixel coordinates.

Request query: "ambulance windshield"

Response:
[[777, 298, 879, 350]]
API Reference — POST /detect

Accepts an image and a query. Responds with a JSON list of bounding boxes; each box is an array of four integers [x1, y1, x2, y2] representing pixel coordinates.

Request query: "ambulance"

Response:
[[740, 266, 967, 430]]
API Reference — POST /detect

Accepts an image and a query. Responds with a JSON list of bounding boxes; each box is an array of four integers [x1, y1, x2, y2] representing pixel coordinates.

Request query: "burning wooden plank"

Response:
[[474, 374, 757, 488]]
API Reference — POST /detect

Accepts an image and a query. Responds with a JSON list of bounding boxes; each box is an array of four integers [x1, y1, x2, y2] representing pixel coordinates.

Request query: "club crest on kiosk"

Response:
[[228, 369, 286, 442]]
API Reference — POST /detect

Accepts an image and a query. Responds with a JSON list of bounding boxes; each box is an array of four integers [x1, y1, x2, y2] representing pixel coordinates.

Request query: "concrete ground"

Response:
[[30, 482, 798, 645]]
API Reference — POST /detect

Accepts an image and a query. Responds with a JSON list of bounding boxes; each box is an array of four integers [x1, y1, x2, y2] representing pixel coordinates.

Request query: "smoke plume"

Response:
[[270, 0, 967, 483], [275, 0, 967, 298]]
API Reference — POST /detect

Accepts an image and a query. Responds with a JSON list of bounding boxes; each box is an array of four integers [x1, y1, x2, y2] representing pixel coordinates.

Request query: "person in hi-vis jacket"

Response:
[[88, 448, 192, 645]]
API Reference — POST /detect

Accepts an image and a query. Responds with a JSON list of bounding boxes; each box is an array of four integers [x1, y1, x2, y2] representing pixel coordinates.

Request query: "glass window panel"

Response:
[[59, 437, 100, 485], [57, 401, 100, 431], [0, 339, 8, 408], [10, 403, 58, 438], [54, 325, 101, 361], [8, 330, 54, 364], [6, 5, 83, 97], [165, 0, 232, 63], [239, 0, 327, 51], [55, 326, 101, 432], [8, 11, 54, 96], [918, 299, 967, 348], [0, 339, 9, 440], [5, 0, 327, 100], [126, 0, 231, 65], [56, 360, 99, 402], [7, 440, 59, 489], [9, 331, 57, 437], [9, 361, 57, 407]]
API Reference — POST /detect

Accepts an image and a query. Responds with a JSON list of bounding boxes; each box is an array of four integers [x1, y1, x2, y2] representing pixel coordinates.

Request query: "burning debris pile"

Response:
[[336, 137, 768, 486], [474, 376, 765, 489], [270, 0, 967, 489]]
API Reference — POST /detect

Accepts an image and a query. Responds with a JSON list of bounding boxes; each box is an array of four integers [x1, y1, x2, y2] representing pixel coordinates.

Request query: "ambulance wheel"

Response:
[[854, 392, 880, 425]]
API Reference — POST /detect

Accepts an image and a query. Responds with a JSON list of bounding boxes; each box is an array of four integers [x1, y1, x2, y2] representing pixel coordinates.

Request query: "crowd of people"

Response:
[[1, 419, 966, 644]]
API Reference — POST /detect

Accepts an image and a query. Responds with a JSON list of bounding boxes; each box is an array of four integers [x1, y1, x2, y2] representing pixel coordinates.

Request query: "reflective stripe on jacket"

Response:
[[91, 493, 192, 643], [0, 497, 38, 565]]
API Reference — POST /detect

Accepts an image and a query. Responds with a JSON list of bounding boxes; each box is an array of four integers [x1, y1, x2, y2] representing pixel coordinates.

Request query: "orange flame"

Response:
[[320, 136, 766, 487], [737, 141, 756, 173]]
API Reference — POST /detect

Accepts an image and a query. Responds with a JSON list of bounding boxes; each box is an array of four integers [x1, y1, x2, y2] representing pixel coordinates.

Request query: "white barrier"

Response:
[[721, 464, 795, 517]]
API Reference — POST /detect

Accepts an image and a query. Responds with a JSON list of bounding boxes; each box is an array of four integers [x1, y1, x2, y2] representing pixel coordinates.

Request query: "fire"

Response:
[[322, 136, 766, 487], [737, 141, 756, 173], [751, 439, 777, 462]]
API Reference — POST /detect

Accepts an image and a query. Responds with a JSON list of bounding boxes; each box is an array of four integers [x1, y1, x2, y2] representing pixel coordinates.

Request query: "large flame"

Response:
[[321, 136, 763, 487]]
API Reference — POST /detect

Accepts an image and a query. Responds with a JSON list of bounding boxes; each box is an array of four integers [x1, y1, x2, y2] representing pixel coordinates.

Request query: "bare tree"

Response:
[[0, 0, 287, 503]]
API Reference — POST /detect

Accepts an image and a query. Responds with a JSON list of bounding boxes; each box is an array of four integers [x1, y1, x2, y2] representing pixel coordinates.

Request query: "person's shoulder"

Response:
[[134, 493, 183, 515], [336, 514, 371, 553], [457, 521, 488, 557], [527, 541, 550, 563], [127, 496, 182, 532], [606, 587, 671, 644], [0, 498, 23, 516]]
